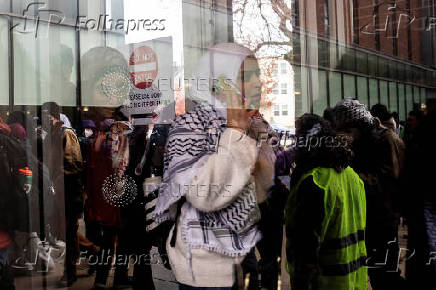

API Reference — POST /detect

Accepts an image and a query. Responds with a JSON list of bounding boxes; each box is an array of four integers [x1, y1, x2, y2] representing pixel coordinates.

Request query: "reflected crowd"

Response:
[[1, 43, 436, 290]]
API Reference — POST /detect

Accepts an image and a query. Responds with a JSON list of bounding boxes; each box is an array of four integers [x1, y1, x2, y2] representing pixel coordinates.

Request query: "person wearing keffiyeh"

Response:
[[332, 99, 406, 290], [153, 43, 274, 289]]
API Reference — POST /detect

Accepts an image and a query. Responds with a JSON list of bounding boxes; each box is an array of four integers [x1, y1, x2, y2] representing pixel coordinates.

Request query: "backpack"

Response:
[[0, 134, 29, 233]]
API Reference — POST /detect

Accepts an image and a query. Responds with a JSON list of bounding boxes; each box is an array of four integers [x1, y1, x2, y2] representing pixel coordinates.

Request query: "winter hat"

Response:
[[81, 119, 96, 129], [370, 104, 393, 122], [100, 119, 114, 131], [332, 98, 374, 129]]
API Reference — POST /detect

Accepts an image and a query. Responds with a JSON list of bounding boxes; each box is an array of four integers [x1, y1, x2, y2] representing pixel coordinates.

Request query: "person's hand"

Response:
[[246, 113, 272, 141], [226, 109, 258, 133], [226, 95, 260, 133]]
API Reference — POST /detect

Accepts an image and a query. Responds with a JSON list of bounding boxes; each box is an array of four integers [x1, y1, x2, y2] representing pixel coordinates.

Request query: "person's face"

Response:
[[84, 128, 94, 138], [41, 111, 56, 131], [407, 115, 418, 130], [237, 57, 261, 111], [383, 117, 396, 132]]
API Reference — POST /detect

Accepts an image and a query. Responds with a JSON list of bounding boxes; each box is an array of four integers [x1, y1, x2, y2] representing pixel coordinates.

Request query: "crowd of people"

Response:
[[0, 42, 435, 290]]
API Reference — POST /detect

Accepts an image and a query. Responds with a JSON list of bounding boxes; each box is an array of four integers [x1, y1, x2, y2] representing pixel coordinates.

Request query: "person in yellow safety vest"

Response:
[[285, 114, 367, 290]]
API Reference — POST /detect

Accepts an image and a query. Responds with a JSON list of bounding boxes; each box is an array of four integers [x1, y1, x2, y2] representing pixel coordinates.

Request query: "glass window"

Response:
[[405, 65, 413, 83], [294, 66, 310, 116], [280, 63, 287, 74], [413, 86, 421, 105], [368, 55, 377, 77], [300, 66, 310, 115], [413, 67, 422, 85], [12, 0, 77, 24], [272, 83, 279, 94], [282, 104, 288, 116], [388, 60, 397, 80], [307, 36, 318, 67], [355, 51, 367, 74], [292, 32, 302, 64], [12, 0, 35, 14], [356, 77, 368, 107], [328, 71, 342, 107], [378, 57, 389, 78], [46, 0, 78, 23], [272, 64, 278, 76], [379, 81, 388, 106], [389, 82, 398, 113], [318, 39, 330, 68], [13, 19, 39, 105], [340, 47, 355, 72], [343, 74, 355, 99], [369, 79, 378, 107], [397, 63, 405, 81], [421, 87, 427, 103], [0, 18, 8, 105], [427, 71, 433, 87], [281, 83, 287, 94], [274, 104, 280, 116], [406, 85, 413, 114], [329, 42, 339, 69], [0, 1, 9, 12], [106, 31, 126, 49], [311, 69, 328, 115], [398, 84, 406, 121], [14, 21, 78, 106], [79, 0, 104, 23], [79, 30, 105, 57]]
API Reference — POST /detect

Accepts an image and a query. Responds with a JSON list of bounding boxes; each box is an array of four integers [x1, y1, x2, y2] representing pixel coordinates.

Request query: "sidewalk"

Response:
[[14, 247, 178, 290], [13, 223, 408, 289]]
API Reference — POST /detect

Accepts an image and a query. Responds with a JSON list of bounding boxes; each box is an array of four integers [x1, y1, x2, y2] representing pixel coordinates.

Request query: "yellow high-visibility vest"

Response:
[[285, 166, 367, 290]]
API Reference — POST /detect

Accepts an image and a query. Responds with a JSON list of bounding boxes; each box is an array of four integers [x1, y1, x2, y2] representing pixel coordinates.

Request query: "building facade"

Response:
[[292, 0, 436, 120]]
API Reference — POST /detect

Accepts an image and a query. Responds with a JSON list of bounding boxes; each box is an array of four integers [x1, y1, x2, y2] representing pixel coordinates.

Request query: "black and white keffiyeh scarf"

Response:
[[153, 102, 261, 257], [153, 44, 262, 282]]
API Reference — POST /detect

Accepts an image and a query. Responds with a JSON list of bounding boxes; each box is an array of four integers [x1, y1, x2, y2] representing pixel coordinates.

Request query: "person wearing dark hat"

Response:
[[285, 114, 367, 290], [78, 119, 97, 172], [370, 104, 396, 132], [41, 101, 83, 287], [332, 99, 405, 290]]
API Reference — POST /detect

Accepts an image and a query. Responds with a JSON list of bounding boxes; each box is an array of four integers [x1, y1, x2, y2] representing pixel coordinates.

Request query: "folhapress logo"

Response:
[[359, 1, 436, 38], [9, 2, 65, 38], [6, 2, 166, 38], [76, 15, 166, 34]]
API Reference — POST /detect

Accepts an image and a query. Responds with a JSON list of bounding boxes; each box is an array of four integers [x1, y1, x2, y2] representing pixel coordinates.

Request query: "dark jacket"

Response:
[[42, 122, 83, 239], [352, 123, 405, 237], [0, 133, 28, 233]]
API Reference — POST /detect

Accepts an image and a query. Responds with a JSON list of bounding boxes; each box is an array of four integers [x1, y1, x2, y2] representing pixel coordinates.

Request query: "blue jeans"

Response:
[[179, 283, 231, 290], [0, 248, 7, 265]]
